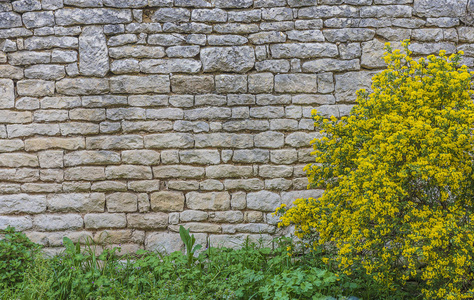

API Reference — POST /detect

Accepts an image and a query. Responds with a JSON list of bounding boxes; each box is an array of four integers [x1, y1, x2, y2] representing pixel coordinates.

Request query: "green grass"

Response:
[[0, 226, 415, 300]]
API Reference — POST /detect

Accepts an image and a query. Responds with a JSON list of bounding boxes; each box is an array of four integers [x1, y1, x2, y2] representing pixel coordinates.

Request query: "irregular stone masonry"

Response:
[[0, 0, 472, 254]]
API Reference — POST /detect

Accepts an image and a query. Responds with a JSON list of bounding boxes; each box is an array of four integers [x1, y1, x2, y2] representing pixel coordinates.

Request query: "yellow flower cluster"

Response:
[[276, 40, 474, 299]]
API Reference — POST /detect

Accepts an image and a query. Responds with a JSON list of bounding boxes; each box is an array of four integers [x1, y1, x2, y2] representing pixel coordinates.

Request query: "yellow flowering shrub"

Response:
[[276, 41, 474, 299]]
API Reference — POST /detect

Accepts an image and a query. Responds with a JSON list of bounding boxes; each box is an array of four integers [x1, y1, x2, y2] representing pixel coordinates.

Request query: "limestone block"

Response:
[[0, 216, 33, 231], [140, 59, 202, 73], [302, 58, 360, 73], [55, 8, 132, 26], [179, 150, 220, 165], [38, 150, 63, 168], [270, 43, 338, 59], [0, 79, 15, 108], [221, 223, 275, 234], [105, 165, 153, 179], [274, 74, 317, 93], [0, 153, 38, 167], [145, 232, 184, 254], [186, 192, 231, 210], [107, 193, 138, 212], [92, 181, 128, 192], [127, 212, 168, 229], [0, 194, 47, 214], [86, 135, 143, 150], [206, 165, 253, 179], [47, 193, 105, 212], [254, 131, 285, 148], [209, 211, 243, 223], [153, 165, 205, 178], [17, 80, 54, 97], [414, 0, 466, 17], [145, 133, 193, 149], [248, 73, 273, 94], [0, 12, 22, 29], [171, 75, 214, 94], [233, 149, 269, 163], [84, 213, 127, 229], [150, 191, 185, 212], [201, 46, 255, 73], [122, 150, 160, 165], [128, 180, 161, 192], [33, 214, 83, 231], [180, 210, 208, 222], [247, 191, 281, 211], [56, 78, 109, 95], [110, 75, 170, 94]]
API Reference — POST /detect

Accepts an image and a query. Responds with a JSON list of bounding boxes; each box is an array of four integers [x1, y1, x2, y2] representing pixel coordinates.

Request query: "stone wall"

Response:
[[0, 0, 473, 254]]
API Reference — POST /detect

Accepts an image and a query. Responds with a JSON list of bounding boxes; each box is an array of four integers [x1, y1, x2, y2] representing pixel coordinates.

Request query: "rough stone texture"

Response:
[[0, 0, 466, 251], [151, 191, 185, 212], [201, 47, 255, 73], [79, 26, 109, 77]]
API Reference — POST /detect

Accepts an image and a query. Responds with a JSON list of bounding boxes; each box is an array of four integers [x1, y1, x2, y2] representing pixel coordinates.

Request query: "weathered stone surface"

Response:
[[214, 0, 253, 8], [210, 211, 243, 223], [92, 181, 128, 192], [270, 43, 338, 58], [17, 80, 55, 97], [47, 193, 105, 212], [25, 65, 65, 80], [33, 214, 83, 231], [233, 149, 269, 163], [179, 150, 220, 164], [145, 232, 184, 253], [0, 12, 22, 29], [86, 135, 143, 149], [335, 71, 378, 103], [128, 212, 168, 229], [246, 191, 281, 211], [274, 74, 317, 93], [361, 40, 401, 69], [171, 75, 213, 93], [84, 213, 127, 229], [206, 165, 253, 178], [222, 223, 275, 234], [140, 59, 201, 74], [0, 216, 32, 231], [56, 9, 133, 26], [110, 75, 170, 93], [25, 137, 84, 151], [8, 51, 50, 65], [414, 0, 466, 17], [152, 8, 190, 22], [153, 165, 204, 178], [194, 133, 253, 148], [0, 194, 46, 214], [24, 36, 78, 50], [0, 79, 14, 108], [201, 47, 255, 73], [145, 133, 193, 149], [56, 78, 109, 95], [302, 59, 360, 73], [186, 192, 231, 210], [22, 11, 54, 29], [208, 34, 248, 45], [105, 165, 153, 179], [0, 153, 38, 167], [151, 191, 185, 211], [109, 45, 165, 59], [79, 26, 109, 77], [106, 193, 138, 212], [180, 210, 208, 222]]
